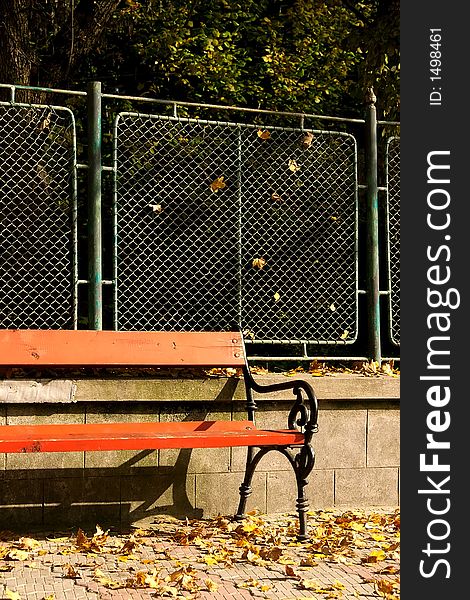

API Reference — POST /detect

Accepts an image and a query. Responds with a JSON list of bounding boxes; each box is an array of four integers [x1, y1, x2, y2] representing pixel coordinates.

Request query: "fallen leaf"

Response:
[[7, 549, 30, 561], [205, 578, 218, 592], [63, 563, 80, 578], [19, 537, 41, 550], [210, 176, 227, 192], [362, 549, 386, 563], [5, 589, 21, 600], [285, 565, 298, 578], [37, 111, 52, 132], [340, 330, 349, 340], [288, 159, 300, 172], [273, 292, 281, 302], [257, 129, 271, 139], [252, 257, 266, 270], [148, 204, 163, 213], [93, 568, 126, 589], [301, 131, 314, 148], [271, 192, 282, 201]]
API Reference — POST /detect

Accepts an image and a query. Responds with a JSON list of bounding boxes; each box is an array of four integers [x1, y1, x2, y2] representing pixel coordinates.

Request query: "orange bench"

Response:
[[0, 329, 319, 539]]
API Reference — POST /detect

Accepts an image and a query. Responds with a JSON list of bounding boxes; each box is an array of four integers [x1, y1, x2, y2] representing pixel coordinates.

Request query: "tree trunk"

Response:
[[0, 0, 121, 96], [0, 0, 35, 88]]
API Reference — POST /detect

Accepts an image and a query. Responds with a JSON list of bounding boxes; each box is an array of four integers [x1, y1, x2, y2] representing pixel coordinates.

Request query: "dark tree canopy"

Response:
[[0, 0, 399, 119]]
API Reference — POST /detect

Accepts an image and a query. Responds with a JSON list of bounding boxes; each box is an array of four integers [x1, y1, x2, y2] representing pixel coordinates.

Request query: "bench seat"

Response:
[[0, 420, 305, 453]]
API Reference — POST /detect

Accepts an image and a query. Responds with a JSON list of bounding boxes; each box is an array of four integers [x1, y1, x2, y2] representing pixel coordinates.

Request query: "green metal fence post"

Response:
[[87, 81, 103, 330], [364, 88, 381, 363]]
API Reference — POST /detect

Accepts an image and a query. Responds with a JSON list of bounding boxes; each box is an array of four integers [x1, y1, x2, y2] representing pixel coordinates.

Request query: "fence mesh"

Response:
[[114, 114, 358, 342], [386, 136, 400, 345], [0, 103, 77, 329]]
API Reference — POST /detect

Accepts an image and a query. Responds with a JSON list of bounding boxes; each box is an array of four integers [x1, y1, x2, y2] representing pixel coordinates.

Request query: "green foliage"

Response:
[[87, 0, 399, 119]]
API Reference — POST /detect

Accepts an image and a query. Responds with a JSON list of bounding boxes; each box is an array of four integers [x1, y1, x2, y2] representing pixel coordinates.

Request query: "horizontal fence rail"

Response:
[[0, 82, 400, 361]]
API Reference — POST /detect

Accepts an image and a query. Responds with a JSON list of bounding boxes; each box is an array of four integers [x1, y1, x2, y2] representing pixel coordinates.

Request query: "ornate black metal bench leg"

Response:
[[235, 446, 268, 520], [290, 444, 316, 541], [296, 472, 310, 541], [235, 444, 314, 541]]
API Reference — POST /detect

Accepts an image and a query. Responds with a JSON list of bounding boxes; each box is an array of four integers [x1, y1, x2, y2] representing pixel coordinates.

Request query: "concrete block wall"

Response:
[[0, 375, 399, 531]]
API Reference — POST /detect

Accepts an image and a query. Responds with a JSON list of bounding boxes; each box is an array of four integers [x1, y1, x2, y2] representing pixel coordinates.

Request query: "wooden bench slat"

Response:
[[0, 421, 304, 453], [0, 330, 245, 367]]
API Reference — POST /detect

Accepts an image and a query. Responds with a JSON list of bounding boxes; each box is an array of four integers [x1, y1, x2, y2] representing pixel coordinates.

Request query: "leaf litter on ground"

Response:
[[0, 508, 399, 598]]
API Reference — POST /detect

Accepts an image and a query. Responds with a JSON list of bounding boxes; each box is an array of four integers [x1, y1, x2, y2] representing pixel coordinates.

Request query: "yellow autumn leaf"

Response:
[[205, 578, 218, 592], [257, 129, 271, 139], [362, 548, 386, 563], [7, 549, 30, 561], [279, 556, 297, 565], [333, 581, 346, 589], [148, 203, 163, 213], [19, 537, 41, 550], [288, 159, 300, 172], [42, 595, 55, 600], [0, 564, 13, 572], [376, 579, 399, 595], [94, 568, 126, 589], [273, 291, 281, 302], [300, 556, 318, 567], [340, 330, 349, 340], [252, 257, 266, 270], [5, 589, 21, 600], [299, 579, 324, 590], [271, 192, 282, 201], [244, 549, 261, 562], [210, 176, 227, 192], [161, 585, 179, 597]]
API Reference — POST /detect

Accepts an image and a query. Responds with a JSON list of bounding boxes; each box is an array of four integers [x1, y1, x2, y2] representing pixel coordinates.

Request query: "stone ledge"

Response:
[[1, 374, 399, 403]]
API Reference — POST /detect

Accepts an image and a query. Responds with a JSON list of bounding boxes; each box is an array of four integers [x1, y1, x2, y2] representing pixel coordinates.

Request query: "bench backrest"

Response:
[[0, 330, 246, 368]]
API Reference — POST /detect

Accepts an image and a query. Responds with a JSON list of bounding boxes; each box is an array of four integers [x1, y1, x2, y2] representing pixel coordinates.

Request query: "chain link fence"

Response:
[[0, 83, 399, 358], [113, 114, 358, 343], [0, 102, 77, 329], [386, 136, 400, 346]]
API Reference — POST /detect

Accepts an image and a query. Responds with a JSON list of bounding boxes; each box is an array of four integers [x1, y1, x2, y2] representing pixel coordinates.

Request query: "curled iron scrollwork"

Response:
[[288, 383, 319, 444]]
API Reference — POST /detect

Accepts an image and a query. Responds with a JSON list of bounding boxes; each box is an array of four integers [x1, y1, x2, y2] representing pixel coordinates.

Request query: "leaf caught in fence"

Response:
[[148, 204, 163, 213], [301, 131, 314, 148], [257, 129, 271, 140], [210, 176, 227, 192], [252, 257, 266, 270], [288, 159, 300, 172]]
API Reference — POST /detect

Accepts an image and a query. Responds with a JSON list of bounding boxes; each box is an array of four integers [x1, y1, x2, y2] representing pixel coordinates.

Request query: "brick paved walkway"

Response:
[[0, 508, 399, 600]]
